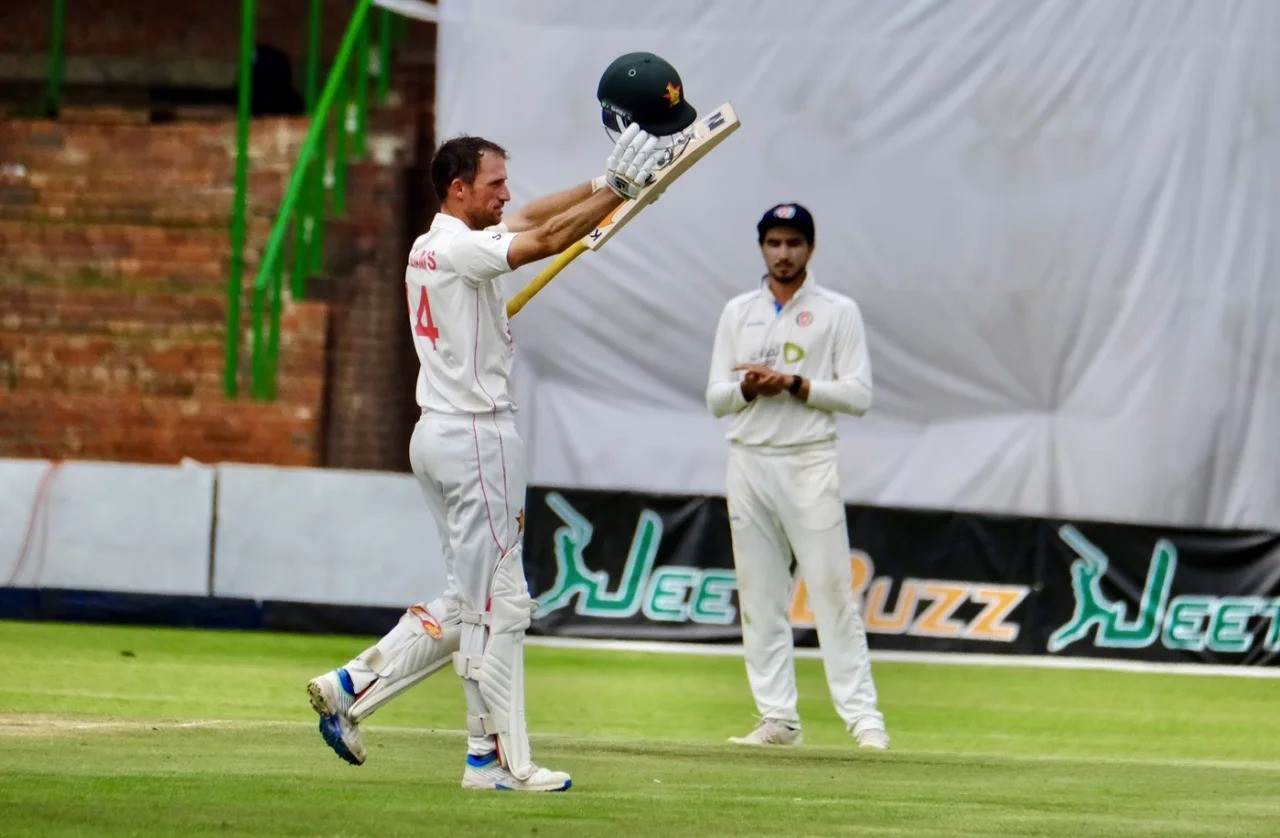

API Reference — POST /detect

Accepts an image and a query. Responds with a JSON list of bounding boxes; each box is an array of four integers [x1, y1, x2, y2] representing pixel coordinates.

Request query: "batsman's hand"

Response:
[[605, 123, 661, 200]]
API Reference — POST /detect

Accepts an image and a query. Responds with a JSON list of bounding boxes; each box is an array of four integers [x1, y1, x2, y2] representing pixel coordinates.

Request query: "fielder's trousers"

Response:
[[726, 442, 885, 734]]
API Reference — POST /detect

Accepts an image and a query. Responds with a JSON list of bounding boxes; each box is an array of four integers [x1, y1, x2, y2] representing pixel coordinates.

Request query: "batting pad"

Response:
[[348, 602, 461, 722], [453, 546, 536, 779]]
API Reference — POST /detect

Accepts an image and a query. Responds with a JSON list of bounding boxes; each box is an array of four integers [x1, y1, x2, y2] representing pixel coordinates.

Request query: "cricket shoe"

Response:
[[461, 752, 572, 792], [854, 727, 890, 750], [307, 668, 366, 766], [728, 718, 803, 746]]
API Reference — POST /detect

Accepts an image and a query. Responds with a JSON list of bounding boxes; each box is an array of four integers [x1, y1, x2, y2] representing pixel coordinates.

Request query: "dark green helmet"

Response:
[[598, 52, 698, 137]]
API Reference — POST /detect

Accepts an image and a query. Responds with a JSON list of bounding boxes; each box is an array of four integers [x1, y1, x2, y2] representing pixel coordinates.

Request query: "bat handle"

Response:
[[505, 240, 588, 318]]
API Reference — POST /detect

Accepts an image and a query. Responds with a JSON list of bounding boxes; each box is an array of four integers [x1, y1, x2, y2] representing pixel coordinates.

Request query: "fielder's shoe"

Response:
[[461, 752, 572, 792], [307, 668, 365, 766], [728, 718, 803, 746], [855, 727, 890, 750]]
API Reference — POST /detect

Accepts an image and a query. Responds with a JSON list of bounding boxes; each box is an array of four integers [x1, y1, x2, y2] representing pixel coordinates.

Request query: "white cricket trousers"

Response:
[[409, 409, 526, 751], [409, 409, 526, 610], [726, 443, 884, 734]]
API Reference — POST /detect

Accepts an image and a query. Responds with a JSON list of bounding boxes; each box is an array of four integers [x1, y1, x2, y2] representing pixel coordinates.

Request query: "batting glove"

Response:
[[604, 123, 661, 200]]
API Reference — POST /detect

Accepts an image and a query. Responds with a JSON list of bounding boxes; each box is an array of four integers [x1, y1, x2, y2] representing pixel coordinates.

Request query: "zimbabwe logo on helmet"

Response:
[[598, 52, 697, 137]]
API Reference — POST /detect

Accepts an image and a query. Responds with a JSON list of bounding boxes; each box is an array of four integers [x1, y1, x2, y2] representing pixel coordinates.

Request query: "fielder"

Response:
[[706, 203, 889, 750], [307, 125, 665, 792]]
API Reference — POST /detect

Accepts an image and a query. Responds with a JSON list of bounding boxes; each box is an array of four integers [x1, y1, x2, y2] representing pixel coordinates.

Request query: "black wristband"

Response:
[[788, 375, 803, 395]]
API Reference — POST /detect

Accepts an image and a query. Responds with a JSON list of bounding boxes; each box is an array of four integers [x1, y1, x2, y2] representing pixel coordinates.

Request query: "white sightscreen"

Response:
[[435, 0, 1280, 530]]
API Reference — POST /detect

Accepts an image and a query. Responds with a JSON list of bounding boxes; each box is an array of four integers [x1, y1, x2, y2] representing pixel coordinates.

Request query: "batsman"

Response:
[[306, 54, 696, 792]]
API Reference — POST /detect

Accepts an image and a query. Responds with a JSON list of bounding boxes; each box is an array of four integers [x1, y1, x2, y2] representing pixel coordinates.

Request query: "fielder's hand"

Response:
[[605, 123, 661, 200], [734, 363, 791, 398]]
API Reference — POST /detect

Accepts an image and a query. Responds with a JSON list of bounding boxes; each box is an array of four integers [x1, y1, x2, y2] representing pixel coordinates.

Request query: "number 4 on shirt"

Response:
[[414, 287, 440, 349]]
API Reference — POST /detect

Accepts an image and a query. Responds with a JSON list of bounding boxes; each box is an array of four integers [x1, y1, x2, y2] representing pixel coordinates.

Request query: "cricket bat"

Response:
[[506, 103, 740, 318]]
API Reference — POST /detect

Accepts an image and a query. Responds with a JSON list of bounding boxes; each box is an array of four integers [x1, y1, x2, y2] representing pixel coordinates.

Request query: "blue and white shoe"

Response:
[[307, 669, 365, 766], [461, 752, 572, 792]]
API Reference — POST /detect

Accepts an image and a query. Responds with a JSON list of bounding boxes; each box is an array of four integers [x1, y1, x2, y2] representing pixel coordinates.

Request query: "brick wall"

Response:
[[316, 57, 436, 472], [314, 159, 416, 470], [0, 116, 330, 466], [0, 0, 435, 88], [0, 390, 323, 465], [0, 9, 439, 471], [0, 288, 329, 465]]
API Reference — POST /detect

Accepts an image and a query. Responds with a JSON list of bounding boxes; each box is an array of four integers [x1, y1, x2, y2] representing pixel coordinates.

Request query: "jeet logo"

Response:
[[534, 493, 736, 626], [1048, 525, 1280, 654]]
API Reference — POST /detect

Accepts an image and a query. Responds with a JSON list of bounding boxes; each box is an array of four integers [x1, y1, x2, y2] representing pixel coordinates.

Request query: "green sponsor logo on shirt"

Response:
[[783, 342, 805, 363]]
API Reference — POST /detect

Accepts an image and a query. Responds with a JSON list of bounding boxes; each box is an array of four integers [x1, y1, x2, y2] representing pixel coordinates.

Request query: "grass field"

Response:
[[1, 619, 1277, 837]]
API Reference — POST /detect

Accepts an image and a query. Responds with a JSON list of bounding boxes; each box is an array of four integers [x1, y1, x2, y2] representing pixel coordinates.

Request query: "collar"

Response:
[[757, 270, 818, 307], [431, 212, 472, 232]]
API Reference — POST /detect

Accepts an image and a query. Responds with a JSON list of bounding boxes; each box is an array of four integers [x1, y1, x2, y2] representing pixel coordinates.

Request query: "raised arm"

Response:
[[502, 180, 600, 233], [504, 188, 621, 268], [805, 301, 872, 415]]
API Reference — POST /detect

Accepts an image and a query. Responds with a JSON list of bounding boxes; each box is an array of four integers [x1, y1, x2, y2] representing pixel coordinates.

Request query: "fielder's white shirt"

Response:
[[406, 213, 519, 414], [706, 272, 873, 448]]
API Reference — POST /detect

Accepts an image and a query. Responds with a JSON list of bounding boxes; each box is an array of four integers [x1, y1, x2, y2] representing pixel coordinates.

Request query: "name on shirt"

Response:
[[408, 248, 437, 270]]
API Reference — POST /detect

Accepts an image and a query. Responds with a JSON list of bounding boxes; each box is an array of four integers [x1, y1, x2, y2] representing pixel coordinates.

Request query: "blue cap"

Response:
[[756, 203, 815, 244]]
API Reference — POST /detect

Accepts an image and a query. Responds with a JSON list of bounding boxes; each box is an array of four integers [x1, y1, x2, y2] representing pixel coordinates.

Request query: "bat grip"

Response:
[[505, 240, 588, 318]]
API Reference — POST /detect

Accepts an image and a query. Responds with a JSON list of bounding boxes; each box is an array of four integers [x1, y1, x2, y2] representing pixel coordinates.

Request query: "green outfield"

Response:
[[1, 619, 1276, 837]]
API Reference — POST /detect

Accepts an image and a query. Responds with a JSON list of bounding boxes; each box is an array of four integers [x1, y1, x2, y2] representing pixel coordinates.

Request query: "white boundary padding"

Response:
[[0, 459, 214, 595], [0, 459, 54, 587], [372, 0, 439, 22], [212, 463, 448, 607], [526, 636, 1280, 679]]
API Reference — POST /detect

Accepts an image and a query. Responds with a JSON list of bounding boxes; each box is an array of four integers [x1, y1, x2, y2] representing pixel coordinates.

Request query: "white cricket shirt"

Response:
[[405, 213, 519, 414], [705, 272, 873, 448]]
